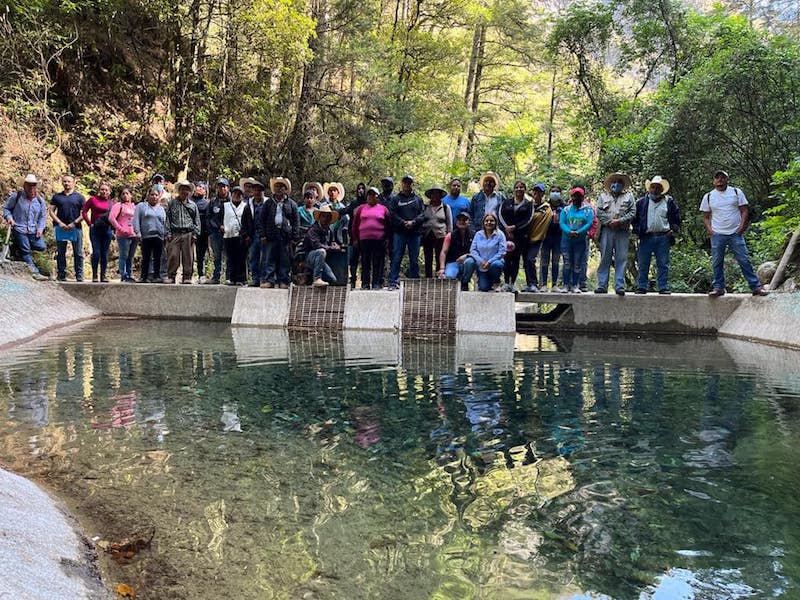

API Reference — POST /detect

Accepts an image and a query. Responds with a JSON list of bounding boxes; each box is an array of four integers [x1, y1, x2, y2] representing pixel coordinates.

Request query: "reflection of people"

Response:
[[92, 391, 137, 430], [352, 406, 381, 448]]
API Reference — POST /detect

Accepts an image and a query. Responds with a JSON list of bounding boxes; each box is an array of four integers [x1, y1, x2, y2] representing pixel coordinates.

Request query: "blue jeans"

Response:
[[596, 228, 630, 291], [248, 236, 263, 284], [117, 237, 139, 281], [710, 232, 761, 290], [89, 224, 113, 279], [388, 231, 421, 286], [462, 257, 503, 291], [306, 248, 337, 283], [55, 228, 84, 279], [444, 260, 472, 288], [12, 229, 46, 272], [524, 240, 542, 287], [209, 232, 224, 281], [539, 236, 561, 288], [561, 236, 587, 288], [637, 234, 671, 291], [263, 238, 292, 284]]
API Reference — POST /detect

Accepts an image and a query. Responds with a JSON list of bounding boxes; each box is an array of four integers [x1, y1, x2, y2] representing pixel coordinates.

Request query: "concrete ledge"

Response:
[[719, 294, 800, 349], [343, 290, 401, 331], [61, 282, 237, 321], [456, 291, 516, 334], [0, 468, 106, 600], [231, 288, 289, 328]]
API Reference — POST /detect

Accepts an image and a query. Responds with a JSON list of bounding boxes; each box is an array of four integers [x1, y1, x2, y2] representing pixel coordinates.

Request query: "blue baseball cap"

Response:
[[533, 183, 547, 193], [216, 177, 230, 186]]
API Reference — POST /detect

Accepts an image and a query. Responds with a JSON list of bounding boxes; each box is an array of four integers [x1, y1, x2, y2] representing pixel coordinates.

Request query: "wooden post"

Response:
[[769, 227, 800, 290]]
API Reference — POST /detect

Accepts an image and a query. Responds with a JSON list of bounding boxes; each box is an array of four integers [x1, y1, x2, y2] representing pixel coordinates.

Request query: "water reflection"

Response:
[[0, 321, 799, 599]]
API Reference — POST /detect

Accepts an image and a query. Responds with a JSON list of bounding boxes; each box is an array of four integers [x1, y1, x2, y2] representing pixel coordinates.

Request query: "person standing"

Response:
[[443, 178, 470, 228], [3, 174, 48, 280], [701, 170, 768, 296], [260, 177, 299, 289], [81, 181, 114, 282], [421, 185, 452, 278], [469, 172, 505, 226], [205, 177, 230, 284], [539, 186, 565, 292], [523, 183, 553, 292], [49, 174, 85, 282], [191, 181, 210, 283], [352, 187, 390, 290], [595, 172, 636, 296], [498, 180, 533, 290], [133, 186, 167, 283], [165, 180, 201, 284], [108, 187, 138, 282], [560, 187, 594, 293], [378, 177, 394, 207], [387, 175, 425, 290], [633, 176, 681, 294], [223, 186, 252, 285], [247, 180, 267, 286], [438, 211, 474, 290]]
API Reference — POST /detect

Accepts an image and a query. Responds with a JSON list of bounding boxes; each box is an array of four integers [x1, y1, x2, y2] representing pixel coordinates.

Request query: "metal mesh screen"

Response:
[[288, 286, 347, 330], [401, 279, 458, 335]]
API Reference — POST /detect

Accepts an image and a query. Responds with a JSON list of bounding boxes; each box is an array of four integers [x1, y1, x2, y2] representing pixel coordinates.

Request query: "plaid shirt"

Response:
[[166, 197, 201, 235]]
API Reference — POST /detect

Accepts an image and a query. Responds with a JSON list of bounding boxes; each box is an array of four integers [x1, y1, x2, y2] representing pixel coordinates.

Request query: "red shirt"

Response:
[[81, 195, 111, 226]]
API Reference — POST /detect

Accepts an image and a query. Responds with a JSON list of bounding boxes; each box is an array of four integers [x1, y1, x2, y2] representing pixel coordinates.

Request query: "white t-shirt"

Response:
[[699, 186, 748, 235]]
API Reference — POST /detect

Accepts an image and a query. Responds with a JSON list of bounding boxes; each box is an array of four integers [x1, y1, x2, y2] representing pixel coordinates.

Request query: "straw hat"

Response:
[[23, 173, 39, 185], [479, 171, 501, 190], [302, 181, 324, 199], [645, 175, 670, 194], [176, 179, 192, 189], [270, 177, 292, 195], [424, 185, 447, 199], [604, 172, 632, 191], [239, 176, 257, 188], [323, 182, 345, 200], [312, 203, 339, 224]]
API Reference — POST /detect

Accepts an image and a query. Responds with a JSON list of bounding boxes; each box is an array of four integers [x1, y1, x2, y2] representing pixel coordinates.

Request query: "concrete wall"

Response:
[[456, 291, 516, 334], [61, 282, 237, 321], [718, 293, 800, 350], [231, 288, 289, 328], [343, 290, 401, 331]]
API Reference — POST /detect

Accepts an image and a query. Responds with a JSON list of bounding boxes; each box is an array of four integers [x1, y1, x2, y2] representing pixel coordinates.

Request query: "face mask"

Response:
[[610, 182, 623, 194], [550, 192, 561, 201]]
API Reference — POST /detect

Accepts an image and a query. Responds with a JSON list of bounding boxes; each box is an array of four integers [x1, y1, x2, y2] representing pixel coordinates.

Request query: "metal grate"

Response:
[[288, 285, 348, 330], [401, 278, 458, 335]]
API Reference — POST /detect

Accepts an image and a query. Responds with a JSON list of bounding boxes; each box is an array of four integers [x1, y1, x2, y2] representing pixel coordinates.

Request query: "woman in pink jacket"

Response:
[[351, 187, 390, 289], [108, 187, 138, 282]]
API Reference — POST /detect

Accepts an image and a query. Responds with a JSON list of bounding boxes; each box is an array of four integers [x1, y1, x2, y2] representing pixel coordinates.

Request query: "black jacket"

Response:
[[260, 196, 300, 242], [303, 222, 336, 252], [389, 192, 425, 232], [207, 193, 230, 234]]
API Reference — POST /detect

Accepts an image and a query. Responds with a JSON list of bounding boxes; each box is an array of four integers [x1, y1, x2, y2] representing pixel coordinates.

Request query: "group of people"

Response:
[[1, 168, 768, 296]]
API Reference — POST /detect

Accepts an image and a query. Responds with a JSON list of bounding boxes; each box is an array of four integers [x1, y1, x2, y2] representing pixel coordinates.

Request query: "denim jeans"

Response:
[[11, 229, 46, 272], [596, 228, 630, 291], [306, 248, 337, 283], [55, 228, 84, 280], [462, 257, 503, 291], [539, 236, 561, 288], [209, 232, 224, 281], [388, 231, 421, 287], [710, 232, 761, 290], [116, 237, 139, 281], [248, 236, 263, 284], [524, 240, 543, 287], [263, 238, 292, 284], [561, 236, 587, 288], [89, 224, 113, 279], [636, 234, 671, 291], [444, 261, 472, 289]]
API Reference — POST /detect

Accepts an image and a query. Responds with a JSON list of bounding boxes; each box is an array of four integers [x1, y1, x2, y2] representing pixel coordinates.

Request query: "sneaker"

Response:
[[572, 286, 582, 293], [181, 279, 193, 285], [278, 283, 289, 289], [205, 278, 220, 285], [550, 286, 563, 293], [635, 288, 647, 294], [658, 289, 671, 295], [594, 287, 607, 294], [386, 285, 398, 291], [752, 287, 769, 296], [561, 287, 571, 294], [76, 277, 84, 282], [615, 288, 625, 297], [92, 276, 99, 283], [260, 282, 274, 288], [708, 288, 725, 297], [56, 275, 66, 282], [312, 278, 329, 287], [165, 278, 176, 284], [525, 284, 539, 293], [199, 276, 207, 285], [248, 282, 260, 287]]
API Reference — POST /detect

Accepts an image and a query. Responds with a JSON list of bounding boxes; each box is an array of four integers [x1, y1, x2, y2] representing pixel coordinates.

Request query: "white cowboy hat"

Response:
[[645, 175, 670, 194], [23, 174, 39, 185], [604, 172, 632, 191], [176, 179, 193, 189], [302, 181, 324, 199], [323, 182, 345, 200], [312, 203, 340, 224], [479, 171, 501, 190], [270, 177, 292, 195], [239, 176, 257, 188]]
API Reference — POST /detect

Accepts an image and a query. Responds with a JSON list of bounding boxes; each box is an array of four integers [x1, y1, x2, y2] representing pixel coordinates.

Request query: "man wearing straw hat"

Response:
[[3, 174, 49, 280], [165, 179, 202, 284], [303, 204, 342, 287], [469, 171, 505, 226], [633, 176, 681, 294], [260, 177, 299, 288], [595, 172, 636, 296]]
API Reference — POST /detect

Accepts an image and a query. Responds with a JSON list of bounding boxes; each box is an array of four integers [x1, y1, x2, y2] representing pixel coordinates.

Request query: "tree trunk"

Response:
[[464, 22, 486, 162]]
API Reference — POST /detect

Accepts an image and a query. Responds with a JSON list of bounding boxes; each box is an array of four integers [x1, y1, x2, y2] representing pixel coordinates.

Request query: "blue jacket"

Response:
[[469, 229, 507, 264], [559, 204, 594, 239], [468, 191, 506, 226], [632, 194, 681, 237]]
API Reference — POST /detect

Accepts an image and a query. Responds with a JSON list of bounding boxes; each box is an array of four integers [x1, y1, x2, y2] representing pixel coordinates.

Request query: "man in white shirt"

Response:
[[700, 170, 767, 297]]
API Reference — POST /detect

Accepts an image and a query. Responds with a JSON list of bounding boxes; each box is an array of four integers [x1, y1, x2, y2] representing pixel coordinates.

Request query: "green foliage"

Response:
[[751, 157, 800, 262]]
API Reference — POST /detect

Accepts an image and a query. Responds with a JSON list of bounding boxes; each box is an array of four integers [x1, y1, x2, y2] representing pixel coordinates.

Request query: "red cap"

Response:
[[570, 187, 585, 197]]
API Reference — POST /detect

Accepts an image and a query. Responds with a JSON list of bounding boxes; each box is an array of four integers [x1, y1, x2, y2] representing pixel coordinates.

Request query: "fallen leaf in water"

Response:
[[102, 529, 155, 565], [115, 583, 135, 597]]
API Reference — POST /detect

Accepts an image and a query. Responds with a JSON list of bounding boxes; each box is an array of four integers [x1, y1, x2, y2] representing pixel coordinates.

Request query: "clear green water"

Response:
[[1, 321, 799, 600]]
